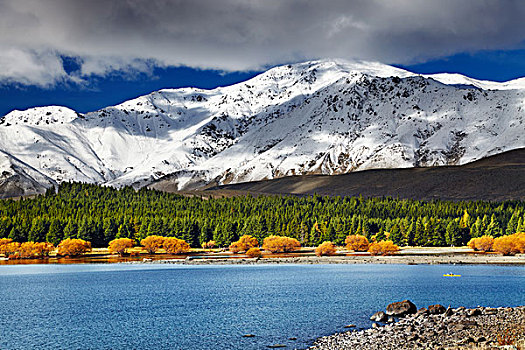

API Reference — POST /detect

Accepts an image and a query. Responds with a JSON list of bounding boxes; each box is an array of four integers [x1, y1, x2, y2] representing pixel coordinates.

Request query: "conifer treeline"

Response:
[[0, 182, 523, 248]]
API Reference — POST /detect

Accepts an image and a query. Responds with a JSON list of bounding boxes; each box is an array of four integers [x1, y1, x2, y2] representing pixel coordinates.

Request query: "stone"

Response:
[[484, 307, 498, 315], [267, 344, 286, 348], [416, 307, 428, 315], [467, 308, 481, 317], [371, 322, 379, 328], [428, 304, 446, 315], [243, 334, 255, 338], [444, 307, 454, 317], [288, 337, 297, 340], [344, 324, 356, 328], [387, 316, 395, 323], [386, 300, 417, 317], [370, 311, 388, 322]]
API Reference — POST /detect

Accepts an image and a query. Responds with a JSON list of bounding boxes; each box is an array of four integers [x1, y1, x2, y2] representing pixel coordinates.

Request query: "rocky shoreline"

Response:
[[310, 302, 525, 350], [134, 254, 525, 266]]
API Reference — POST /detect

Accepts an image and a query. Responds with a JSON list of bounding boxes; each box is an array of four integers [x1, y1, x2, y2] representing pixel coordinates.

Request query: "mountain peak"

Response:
[[1, 106, 80, 126], [0, 60, 524, 197]]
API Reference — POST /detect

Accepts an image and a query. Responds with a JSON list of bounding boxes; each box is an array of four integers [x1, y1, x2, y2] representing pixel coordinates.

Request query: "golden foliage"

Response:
[[57, 238, 91, 257], [229, 235, 258, 253], [315, 241, 337, 256], [108, 238, 134, 256], [201, 240, 216, 249], [467, 235, 494, 252], [345, 234, 370, 252], [246, 247, 262, 258], [368, 240, 400, 256], [163, 237, 190, 254], [33, 242, 55, 257], [0, 238, 14, 256], [19, 242, 55, 258], [262, 235, 301, 253], [140, 235, 165, 254], [493, 232, 525, 256], [514, 232, 525, 253]]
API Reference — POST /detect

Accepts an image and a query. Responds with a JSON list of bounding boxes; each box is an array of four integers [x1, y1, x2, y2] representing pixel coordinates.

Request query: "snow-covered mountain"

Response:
[[1, 59, 524, 197]]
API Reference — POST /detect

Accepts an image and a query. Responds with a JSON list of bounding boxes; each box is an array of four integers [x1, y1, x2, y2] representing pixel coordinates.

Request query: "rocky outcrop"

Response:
[[386, 299, 417, 317], [310, 306, 525, 350]]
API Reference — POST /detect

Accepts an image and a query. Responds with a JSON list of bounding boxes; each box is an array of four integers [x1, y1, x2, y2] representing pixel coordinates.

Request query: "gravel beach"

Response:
[[140, 253, 525, 265], [310, 305, 525, 350]]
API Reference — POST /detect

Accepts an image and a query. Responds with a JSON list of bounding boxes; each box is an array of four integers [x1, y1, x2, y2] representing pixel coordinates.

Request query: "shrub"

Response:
[[229, 235, 258, 253], [246, 247, 262, 258], [368, 240, 399, 256], [467, 235, 494, 252], [315, 241, 337, 256], [19, 242, 35, 258], [262, 235, 301, 253], [493, 233, 525, 256], [18, 242, 54, 258], [163, 237, 190, 254], [514, 232, 525, 253], [57, 238, 91, 257], [108, 238, 134, 256], [0, 238, 14, 256], [140, 235, 165, 254], [345, 234, 370, 252], [33, 242, 55, 257], [201, 240, 216, 249]]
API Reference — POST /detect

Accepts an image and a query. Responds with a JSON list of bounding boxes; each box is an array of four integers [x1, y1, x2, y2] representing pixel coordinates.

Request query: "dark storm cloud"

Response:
[[1, 0, 525, 86]]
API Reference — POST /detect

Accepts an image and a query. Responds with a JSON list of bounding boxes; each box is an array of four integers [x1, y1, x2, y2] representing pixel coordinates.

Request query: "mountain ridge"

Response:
[[0, 59, 524, 198], [187, 147, 525, 202]]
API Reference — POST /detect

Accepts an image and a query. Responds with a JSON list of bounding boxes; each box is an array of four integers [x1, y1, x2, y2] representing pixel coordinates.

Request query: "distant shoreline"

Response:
[[2, 247, 524, 266], [137, 253, 525, 266]]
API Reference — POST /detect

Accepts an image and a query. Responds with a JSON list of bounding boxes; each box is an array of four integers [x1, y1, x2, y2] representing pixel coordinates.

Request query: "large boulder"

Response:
[[386, 300, 417, 317]]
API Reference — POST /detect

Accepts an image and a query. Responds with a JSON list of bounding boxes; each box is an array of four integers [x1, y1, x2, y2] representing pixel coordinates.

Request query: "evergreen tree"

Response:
[[485, 214, 502, 237], [0, 217, 11, 238], [28, 217, 48, 242], [103, 218, 117, 243], [445, 220, 462, 246], [47, 218, 63, 245], [63, 219, 78, 239], [388, 224, 403, 246]]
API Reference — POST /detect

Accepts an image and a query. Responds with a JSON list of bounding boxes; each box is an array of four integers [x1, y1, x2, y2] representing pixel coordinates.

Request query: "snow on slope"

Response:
[[0, 59, 524, 196]]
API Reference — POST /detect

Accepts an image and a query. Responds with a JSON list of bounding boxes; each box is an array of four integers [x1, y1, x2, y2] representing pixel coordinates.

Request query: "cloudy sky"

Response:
[[2, 0, 525, 115]]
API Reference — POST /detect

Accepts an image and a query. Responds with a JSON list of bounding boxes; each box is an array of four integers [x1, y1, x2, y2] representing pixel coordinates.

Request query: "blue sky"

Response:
[[2, 1, 525, 117]]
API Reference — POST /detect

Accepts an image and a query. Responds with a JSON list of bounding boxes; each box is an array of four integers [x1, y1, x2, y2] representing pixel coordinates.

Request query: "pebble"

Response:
[[309, 306, 525, 350]]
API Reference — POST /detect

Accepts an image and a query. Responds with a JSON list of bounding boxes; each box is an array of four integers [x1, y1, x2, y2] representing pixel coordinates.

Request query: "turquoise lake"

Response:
[[0, 264, 523, 349]]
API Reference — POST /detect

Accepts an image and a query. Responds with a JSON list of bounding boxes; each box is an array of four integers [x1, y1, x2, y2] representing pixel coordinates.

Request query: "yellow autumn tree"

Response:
[[108, 238, 135, 256], [467, 236, 494, 252], [0, 238, 14, 256], [315, 241, 337, 256], [493, 233, 525, 256], [368, 240, 399, 256], [262, 236, 301, 253], [345, 234, 370, 252], [163, 237, 190, 254], [246, 247, 262, 258], [57, 238, 91, 257], [140, 235, 166, 254], [18, 242, 54, 258], [229, 235, 258, 253]]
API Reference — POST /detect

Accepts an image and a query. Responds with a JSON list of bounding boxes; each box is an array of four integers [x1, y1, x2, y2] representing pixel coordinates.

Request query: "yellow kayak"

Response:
[[443, 273, 461, 277]]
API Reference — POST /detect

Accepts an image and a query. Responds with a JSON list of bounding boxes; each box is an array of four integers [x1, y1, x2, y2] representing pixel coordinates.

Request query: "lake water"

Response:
[[0, 263, 523, 349]]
